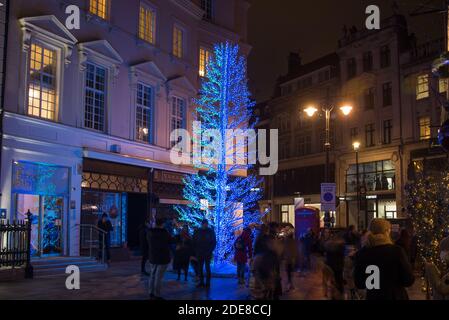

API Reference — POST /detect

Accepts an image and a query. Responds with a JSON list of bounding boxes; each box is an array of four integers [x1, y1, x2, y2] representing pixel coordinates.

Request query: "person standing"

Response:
[[139, 218, 151, 275], [147, 218, 172, 300], [301, 228, 315, 271], [234, 227, 253, 285], [193, 219, 216, 288], [353, 219, 415, 300], [97, 213, 113, 264], [282, 228, 298, 292], [324, 233, 346, 298], [173, 225, 193, 281]]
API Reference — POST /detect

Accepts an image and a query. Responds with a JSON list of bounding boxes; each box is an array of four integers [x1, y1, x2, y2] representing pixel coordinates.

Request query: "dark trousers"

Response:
[[141, 252, 149, 272], [190, 259, 199, 276], [177, 266, 188, 280], [197, 256, 212, 285], [237, 262, 246, 281], [98, 236, 111, 261], [286, 262, 295, 284]]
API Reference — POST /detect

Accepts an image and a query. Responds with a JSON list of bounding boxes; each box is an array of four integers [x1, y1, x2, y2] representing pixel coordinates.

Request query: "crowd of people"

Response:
[[99, 211, 448, 300]]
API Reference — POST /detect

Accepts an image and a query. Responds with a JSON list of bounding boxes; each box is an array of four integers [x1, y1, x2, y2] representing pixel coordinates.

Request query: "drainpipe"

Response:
[[0, 0, 10, 205]]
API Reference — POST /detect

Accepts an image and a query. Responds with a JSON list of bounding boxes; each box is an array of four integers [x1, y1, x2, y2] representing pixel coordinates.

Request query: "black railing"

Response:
[[0, 210, 33, 278]]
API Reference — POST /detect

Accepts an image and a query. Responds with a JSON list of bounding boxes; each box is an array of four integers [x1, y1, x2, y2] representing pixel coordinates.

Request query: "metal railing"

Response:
[[0, 210, 33, 278], [77, 224, 107, 264]]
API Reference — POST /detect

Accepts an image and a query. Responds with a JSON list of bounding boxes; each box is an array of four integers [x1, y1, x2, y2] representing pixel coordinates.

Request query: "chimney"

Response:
[[288, 52, 302, 74]]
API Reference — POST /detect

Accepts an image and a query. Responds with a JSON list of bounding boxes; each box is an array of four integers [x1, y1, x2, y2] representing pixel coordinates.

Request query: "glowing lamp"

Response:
[[340, 105, 353, 116], [304, 106, 318, 117], [353, 141, 361, 151]]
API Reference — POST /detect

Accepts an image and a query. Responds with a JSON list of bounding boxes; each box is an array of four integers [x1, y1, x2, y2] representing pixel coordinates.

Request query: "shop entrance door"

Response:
[[15, 194, 65, 257]]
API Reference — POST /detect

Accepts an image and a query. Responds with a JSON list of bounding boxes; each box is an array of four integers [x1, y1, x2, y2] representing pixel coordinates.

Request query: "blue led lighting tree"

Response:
[[175, 42, 263, 265]]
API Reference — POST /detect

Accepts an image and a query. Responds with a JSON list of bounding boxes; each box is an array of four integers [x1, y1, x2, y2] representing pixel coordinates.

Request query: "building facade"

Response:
[[259, 15, 447, 230], [0, 0, 250, 258]]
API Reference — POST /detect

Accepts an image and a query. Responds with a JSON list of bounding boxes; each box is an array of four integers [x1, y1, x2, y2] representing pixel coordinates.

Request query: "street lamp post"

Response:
[[353, 141, 361, 229], [304, 103, 353, 229]]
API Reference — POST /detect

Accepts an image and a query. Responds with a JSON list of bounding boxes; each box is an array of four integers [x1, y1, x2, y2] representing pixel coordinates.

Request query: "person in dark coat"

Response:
[[324, 233, 346, 297], [395, 229, 412, 262], [193, 219, 216, 288], [343, 225, 360, 247], [173, 225, 193, 281], [147, 217, 172, 300], [301, 228, 315, 271], [282, 228, 298, 291], [353, 219, 415, 300], [97, 213, 113, 263], [139, 218, 151, 275], [234, 227, 253, 285]]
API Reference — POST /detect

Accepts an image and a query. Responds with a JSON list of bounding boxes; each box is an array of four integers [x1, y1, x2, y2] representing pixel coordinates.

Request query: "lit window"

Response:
[[419, 116, 431, 140], [172, 25, 183, 58], [416, 74, 429, 100], [84, 63, 106, 131], [136, 83, 153, 143], [171, 96, 185, 146], [89, 0, 109, 20], [139, 4, 156, 44], [199, 47, 212, 77], [27, 43, 57, 121], [201, 0, 213, 20], [439, 78, 447, 93]]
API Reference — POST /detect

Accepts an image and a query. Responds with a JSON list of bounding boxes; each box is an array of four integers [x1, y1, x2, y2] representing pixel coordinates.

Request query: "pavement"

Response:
[[0, 259, 426, 300]]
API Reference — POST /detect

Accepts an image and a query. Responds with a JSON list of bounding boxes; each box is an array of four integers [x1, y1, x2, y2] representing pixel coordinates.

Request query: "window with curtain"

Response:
[[171, 96, 185, 147], [89, 0, 109, 20], [199, 47, 212, 77], [139, 4, 156, 44], [27, 43, 57, 121], [136, 83, 154, 143], [173, 25, 183, 58]]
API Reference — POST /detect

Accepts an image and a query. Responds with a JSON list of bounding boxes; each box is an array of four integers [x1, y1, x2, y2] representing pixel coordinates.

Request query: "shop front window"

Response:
[[346, 160, 395, 193], [81, 191, 127, 247]]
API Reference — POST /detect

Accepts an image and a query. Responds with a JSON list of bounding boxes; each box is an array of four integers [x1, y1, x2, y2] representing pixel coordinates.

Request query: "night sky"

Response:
[[247, 0, 445, 102]]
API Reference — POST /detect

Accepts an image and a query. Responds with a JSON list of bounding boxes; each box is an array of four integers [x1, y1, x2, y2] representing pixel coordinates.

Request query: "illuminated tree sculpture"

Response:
[[175, 42, 263, 265]]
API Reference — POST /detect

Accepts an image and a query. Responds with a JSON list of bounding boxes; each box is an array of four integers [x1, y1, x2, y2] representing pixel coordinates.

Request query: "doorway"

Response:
[[127, 193, 148, 249], [15, 194, 65, 257]]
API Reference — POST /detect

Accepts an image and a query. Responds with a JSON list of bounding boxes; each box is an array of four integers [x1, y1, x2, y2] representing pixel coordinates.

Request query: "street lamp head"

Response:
[[353, 141, 361, 151], [340, 105, 353, 116], [304, 106, 318, 117]]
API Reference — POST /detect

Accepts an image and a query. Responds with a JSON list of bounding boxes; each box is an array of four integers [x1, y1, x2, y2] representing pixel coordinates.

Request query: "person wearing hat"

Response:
[[353, 218, 415, 300]]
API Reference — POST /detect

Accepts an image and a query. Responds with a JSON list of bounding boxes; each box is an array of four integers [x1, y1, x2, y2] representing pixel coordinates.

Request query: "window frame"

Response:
[[199, 46, 213, 78], [380, 45, 391, 68], [89, 0, 110, 20], [418, 116, 431, 140], [383, 119, 392, 145], [170, 95, 187, 147], [365, 123, 375, 147], [382, 82, 393, 107], [363, 51, 373, 72], [416, 74, 430, 100], [83, 62, 108, 132], [172, 24, 185, 59], [135, 82, 155, 144], [201, 0, 214, 21], [26, 41, 60, 121], [138, 2, 157, 45], [347, 57, 357, 79], [364, 87, 375, 110]]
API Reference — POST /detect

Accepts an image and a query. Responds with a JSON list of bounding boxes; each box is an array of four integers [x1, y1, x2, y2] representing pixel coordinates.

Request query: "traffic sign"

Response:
[[321, 183, 336, 211]]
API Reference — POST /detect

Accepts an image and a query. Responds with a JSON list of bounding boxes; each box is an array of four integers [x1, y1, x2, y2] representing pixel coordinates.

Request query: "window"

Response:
[[280, 142, 291, 160], [172, 25, 183, 58], [365, 123, 375, 147], [439, 78, 447, 93], [383, 119, 392, 144], [350, 127, 359, 141], [318, 69, 330, 83], [139, 4, 156, 44], [416, 74, 429, 100], [201, 0, 213, 20], [89, 0, 109, 20], [84, 63, 107, 131], [419, 116, 431, 140], [364, 87, 375, 110], [136, 83, 154, 143], [363, 51, 373, 72], [27, 43, 57, 121], [199, 47, 212, 77], [380, 45, 391, 68], [382, 82, 392, 107], [346, 160, 395, 193], [171, 96, 186, 146], [296, 134, 312, 156], [347, 58, 357, 79]]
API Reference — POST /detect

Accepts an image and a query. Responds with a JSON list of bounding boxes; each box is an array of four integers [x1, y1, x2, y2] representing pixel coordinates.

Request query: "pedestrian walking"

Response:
[[173, 225, 193, 281], [301, 228, 315, 271], [139, 217, 151, 275], [234, 227, 253, 285], [324, 233, 345, 298], [193, 219, 216, 288], [147, 217, 172, 300], [282, 227, 298, 292], [97, 213, 113, 263], [353, 219, 415, 300]]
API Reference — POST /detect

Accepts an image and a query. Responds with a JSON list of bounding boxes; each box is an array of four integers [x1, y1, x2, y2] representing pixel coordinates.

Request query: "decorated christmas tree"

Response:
[[175, 42, 263, 264], [406, 161, 449, 268]]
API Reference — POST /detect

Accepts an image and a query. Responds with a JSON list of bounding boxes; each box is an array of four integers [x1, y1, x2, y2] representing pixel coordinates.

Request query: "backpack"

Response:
[[234, 236, 245, 251]]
